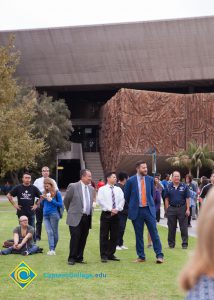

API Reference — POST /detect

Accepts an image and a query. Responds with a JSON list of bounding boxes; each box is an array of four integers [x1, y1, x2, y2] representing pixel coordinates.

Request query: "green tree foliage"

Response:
[[0, 36, 73, 181], [166, 141, 214, 178], [0, 90, 45, 178], [0, 37, 45, 180], [32, 93, 73, 170], [0, 35, 19, 105]]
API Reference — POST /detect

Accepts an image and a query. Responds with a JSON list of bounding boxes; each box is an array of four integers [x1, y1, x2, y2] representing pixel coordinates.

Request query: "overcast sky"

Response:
[[0, 0, 214, 30]]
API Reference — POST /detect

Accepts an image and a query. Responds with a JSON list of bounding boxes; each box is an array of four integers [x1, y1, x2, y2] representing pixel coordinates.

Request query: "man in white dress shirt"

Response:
[[33, 166, 58, 241], [97, 172, 125, 263]]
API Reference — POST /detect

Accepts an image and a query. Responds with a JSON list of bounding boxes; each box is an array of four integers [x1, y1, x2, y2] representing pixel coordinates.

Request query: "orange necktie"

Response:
[[141, 178, 147, 207]]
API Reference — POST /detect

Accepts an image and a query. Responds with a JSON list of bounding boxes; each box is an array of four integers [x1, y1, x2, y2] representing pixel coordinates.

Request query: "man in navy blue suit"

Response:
[[124, 161, 164, 263]]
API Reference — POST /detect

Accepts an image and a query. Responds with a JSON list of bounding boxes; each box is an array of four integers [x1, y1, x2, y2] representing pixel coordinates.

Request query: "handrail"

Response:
[[79, 143, 86, 169], [58, 142, 85, 170]]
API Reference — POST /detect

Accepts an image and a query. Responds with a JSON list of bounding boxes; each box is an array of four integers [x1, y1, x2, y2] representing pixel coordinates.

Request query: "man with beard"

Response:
[[124, 161, 164, 263]]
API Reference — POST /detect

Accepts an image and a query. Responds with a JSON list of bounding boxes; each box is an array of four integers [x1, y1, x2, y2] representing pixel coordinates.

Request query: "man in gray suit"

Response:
[[64, 169, 94, 265]]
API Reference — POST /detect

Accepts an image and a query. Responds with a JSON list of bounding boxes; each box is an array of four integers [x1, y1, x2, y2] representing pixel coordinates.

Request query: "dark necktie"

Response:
[[110, 186, 116, 209]]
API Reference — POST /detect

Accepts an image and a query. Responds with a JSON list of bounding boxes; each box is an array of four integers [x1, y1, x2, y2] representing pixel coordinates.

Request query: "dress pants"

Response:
[[100, 211, 119, 259], [36, 206, 43, 240], [117, 213, 128, 247], [68, 214, 91, 262], [167, 205, 188, 248], [132, 207, 163, 260]]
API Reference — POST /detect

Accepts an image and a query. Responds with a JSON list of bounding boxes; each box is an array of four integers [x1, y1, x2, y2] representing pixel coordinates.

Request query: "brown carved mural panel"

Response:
[[186, 93, 214, 148], [100, 89, 214, 172]]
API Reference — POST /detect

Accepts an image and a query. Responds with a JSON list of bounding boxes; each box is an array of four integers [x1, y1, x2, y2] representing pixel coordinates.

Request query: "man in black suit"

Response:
[[64, 169, 94, 265], [116, 172, 129, 250]]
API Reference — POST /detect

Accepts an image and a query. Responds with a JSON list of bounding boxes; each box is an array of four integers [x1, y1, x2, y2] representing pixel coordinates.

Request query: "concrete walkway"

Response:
[[0, 195, 7, 201], [158, 205, 197, 237], [158, 216, 197, 238]]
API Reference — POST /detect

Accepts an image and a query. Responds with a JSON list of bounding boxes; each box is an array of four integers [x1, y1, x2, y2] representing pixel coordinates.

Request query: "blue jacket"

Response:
[[124, 175, 156, 220], [42, 191, 63, 216]]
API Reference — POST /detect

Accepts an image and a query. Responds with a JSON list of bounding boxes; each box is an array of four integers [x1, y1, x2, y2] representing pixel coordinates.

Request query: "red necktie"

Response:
[[141, 178, 147, 206]]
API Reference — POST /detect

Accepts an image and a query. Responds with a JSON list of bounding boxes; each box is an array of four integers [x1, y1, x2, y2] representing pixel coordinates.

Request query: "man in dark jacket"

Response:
[[116, 172, 129, 250], [124, 161, 164, 263], [200, 172, 214, 200]]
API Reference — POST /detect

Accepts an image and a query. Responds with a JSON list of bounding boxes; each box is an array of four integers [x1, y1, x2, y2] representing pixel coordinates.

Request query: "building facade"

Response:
[[1, 16, 214, 179]]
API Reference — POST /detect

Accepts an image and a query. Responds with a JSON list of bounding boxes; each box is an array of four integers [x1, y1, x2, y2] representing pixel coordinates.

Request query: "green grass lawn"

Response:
[[0, 202, 196, 300]]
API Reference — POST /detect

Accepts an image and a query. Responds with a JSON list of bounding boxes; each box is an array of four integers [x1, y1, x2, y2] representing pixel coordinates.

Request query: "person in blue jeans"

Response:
[[42, 177, 63, 256], [0, 215, 39, 256]]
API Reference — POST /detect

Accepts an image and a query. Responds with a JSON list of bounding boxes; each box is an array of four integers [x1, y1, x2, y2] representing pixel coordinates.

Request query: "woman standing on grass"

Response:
[[42, 177, 63, 256], [180, 187, 214, 300]]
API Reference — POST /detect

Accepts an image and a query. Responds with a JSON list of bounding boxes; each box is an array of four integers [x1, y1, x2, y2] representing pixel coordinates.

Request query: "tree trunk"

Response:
[[196, 166, 200, 179], [10, 171, 19, 185]]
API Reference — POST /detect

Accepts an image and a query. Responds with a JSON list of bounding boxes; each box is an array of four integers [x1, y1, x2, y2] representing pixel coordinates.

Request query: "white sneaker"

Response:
[[116, 246, 122, 250], [47, 250, 56, 255], [121, 245, 128, 250]]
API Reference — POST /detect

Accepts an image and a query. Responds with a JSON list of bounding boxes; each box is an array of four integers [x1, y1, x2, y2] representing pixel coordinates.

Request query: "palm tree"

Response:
[[166, 142, 214, 178], [166, 152, 192, 174], [191, 144, 214, 178]]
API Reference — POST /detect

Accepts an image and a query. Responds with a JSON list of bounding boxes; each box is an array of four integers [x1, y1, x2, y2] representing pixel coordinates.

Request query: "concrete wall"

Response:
[[1, 16, 214, 87]]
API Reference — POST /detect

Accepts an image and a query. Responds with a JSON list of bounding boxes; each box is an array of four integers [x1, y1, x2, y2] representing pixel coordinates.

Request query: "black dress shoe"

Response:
[[76, 260, 87, 264], [101, 257, 108, 263], [108, 256, 120, 261], [68, 260, 75, 265]]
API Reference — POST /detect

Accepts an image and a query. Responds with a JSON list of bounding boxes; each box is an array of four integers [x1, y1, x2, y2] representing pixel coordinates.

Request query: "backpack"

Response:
[[55, 191, 64, 219], [3, 239, 14, 248]]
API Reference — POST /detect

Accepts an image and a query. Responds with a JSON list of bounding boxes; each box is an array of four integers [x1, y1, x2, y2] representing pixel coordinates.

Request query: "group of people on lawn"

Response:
[[1, 162, 214, 299]]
